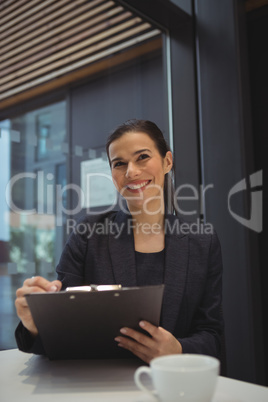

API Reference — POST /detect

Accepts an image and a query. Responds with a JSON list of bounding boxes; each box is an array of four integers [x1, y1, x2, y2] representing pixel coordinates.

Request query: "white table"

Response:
[[0, 349, 267, 402]]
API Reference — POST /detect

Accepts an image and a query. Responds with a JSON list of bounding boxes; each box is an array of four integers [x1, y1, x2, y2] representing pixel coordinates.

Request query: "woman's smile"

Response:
[[125, 179, 152, 193]]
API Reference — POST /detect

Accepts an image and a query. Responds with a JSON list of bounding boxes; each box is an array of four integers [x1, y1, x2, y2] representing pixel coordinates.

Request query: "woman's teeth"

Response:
[[127, 180, 150, 190]]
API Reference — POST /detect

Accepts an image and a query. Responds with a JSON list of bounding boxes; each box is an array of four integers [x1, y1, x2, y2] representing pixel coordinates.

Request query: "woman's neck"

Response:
[[129, 211, 165, 252], [128, 209, 165, 233]]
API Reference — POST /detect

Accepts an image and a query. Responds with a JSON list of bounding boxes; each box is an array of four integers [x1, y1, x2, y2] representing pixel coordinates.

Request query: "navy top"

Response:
[[135, 249, 165, 286]]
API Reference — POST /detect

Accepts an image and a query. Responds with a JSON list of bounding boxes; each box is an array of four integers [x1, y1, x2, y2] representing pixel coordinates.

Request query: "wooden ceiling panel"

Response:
[[0, 0, 161, 106]]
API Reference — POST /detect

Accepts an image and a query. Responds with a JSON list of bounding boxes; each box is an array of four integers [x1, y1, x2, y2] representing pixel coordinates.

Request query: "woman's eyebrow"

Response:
[[111, 156, 123, 164], [133, 148, 151, 156], [111, 148, 151, 163]]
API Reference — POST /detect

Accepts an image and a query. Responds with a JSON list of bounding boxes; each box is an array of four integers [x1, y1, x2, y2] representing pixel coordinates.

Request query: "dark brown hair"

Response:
[[106, 119, 176, 215]]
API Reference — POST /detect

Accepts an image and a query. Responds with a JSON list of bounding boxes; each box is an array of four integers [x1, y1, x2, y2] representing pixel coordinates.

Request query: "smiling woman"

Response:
[[106, 120, 175, 215], [106, 120, 174, 253], [14, 119, 223, 366], [109, 133, 172, 213]]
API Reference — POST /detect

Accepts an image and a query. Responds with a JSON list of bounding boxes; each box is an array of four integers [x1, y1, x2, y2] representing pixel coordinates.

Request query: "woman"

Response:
[[15, 120, 223, 363]]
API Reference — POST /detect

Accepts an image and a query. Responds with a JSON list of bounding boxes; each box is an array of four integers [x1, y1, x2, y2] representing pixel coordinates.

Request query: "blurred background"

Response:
[[0, 0, 266, 386]]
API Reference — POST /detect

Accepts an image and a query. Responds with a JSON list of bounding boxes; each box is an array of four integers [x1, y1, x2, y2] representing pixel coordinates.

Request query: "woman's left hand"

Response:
[[114, 320, 182, 363]]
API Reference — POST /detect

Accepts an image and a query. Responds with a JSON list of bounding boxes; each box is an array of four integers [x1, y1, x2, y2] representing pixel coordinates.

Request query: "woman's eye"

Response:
[[138, 153, 149, 161], [113, 161, 125, 168]]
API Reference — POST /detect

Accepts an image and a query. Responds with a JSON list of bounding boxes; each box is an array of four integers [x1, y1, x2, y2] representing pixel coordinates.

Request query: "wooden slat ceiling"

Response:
[[0, 0, 161, 105]]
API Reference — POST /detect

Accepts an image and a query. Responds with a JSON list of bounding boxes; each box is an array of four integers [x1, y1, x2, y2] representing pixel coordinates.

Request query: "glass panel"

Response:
[[0, 34, 168, 352], [0, 101, 66, 349], [70, 44, 168, 219]]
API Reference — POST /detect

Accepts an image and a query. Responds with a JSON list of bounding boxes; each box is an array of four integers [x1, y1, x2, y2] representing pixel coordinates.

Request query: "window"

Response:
[[0, 101, 66, 349], [0, 0, 173, 351]]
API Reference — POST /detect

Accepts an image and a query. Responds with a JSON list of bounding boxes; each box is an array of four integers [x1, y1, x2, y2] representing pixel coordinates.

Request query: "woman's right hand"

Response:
[[15, 276, 62, 337]]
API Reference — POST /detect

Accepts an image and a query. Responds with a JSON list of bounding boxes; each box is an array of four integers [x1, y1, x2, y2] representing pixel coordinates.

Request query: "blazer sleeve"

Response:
[[14, 228, 87, 354], [177, 232, 223, 358], [56, 219, 90, 289], [15, 321, 46, 355]]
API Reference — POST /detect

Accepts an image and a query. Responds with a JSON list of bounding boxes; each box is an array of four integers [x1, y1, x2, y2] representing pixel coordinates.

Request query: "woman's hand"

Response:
[[15, 276, 62, 337], [114, 320, 182, 363]]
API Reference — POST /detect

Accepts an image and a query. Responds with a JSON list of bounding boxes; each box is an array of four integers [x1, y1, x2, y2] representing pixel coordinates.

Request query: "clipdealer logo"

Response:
[[4, 170, 263, 233], [227, 170, 262, 233]]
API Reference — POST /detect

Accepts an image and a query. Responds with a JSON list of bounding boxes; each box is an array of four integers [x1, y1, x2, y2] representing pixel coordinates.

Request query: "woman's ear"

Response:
[[164, 151, 173, 174]]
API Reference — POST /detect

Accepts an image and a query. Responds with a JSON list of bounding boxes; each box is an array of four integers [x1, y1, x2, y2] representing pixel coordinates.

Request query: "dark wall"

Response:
[[247, 5, 268, 385], [169, 0, 192, 15], [195, 0, 265, 384], [169, 24, 200, 220], [70, 52, 168, 211]]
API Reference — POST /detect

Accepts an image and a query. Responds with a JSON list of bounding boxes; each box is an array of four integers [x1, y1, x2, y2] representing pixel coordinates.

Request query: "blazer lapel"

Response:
[[108, 211, 137, 287], [161, 215, 189, 333], [108, 212, 189, 334]]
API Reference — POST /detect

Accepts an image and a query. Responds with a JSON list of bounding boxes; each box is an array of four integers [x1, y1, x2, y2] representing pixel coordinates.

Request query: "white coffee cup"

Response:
[[134, 354, 220, 402]]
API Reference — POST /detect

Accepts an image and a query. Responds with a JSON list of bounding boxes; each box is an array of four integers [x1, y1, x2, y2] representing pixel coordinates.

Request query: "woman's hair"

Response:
[[106, 119, 177, 215]]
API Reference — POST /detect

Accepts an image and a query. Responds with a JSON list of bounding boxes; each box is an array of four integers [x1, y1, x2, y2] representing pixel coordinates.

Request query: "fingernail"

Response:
[[114, 337, 120, 342], [120, 328, 127, 334], [139, 321, 145, 327], [49, 285, 58, 292]]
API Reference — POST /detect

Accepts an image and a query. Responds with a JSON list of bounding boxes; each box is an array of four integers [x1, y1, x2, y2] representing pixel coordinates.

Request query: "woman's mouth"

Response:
[[125, 180, 151, 193]]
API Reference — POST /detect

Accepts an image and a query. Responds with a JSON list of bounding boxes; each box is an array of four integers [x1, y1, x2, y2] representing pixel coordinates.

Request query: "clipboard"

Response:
[[25, 284, 164, 360]]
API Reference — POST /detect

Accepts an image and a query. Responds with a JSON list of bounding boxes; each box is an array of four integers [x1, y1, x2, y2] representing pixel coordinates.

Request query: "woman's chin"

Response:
[[126, 201, 164, 216], [126, 201, 145, 213], [124, 190, 164, 214]]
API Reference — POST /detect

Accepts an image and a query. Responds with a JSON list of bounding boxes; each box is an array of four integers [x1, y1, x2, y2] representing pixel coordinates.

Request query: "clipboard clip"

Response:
[[65, 284, 122, 292]]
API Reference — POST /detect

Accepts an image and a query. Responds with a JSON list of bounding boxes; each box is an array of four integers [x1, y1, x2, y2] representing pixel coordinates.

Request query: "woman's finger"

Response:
[[16, 278, 62, 298], [115, 335, 155, 364], [138, 321, 161, 339], [118, 342, 151, 363], [16, 285, 46, 298], [115, 335, 151, 356], [119, 327, 154, 347], [15, 297, 29, 308], [14, 276, 62, 337], [24, 276, 61, 292]]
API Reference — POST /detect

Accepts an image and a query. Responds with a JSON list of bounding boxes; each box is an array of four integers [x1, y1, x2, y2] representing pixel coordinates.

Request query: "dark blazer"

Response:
[[15, 210, 223, 358]]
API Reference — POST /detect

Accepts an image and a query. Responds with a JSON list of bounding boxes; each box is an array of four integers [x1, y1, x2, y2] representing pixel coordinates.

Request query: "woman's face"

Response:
[[108, 132, 172, 213]]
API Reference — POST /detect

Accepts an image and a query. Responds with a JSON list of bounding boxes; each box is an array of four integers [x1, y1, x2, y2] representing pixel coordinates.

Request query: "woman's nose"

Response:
[[125, 162, 140, 179]]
